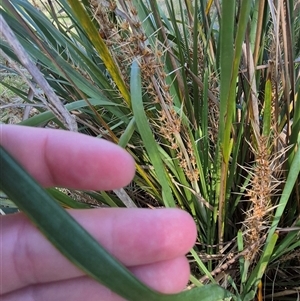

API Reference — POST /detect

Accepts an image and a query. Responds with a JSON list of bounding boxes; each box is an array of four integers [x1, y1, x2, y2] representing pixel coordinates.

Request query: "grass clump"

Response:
[[1, 0, 300, 300]]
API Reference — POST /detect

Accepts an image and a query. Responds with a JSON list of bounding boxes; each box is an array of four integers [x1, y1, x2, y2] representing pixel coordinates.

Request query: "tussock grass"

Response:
[[1, 0, 300, 300]]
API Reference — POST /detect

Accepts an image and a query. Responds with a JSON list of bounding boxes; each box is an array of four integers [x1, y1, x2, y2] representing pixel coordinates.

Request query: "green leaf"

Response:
[[130, 60, 175, 208], [118, 117, 136, 148], [190, 248, 215, 283], [266, 133, 300, 242], [263, 75, 272, 136], [47, 188, 90, 209], [19, 98, 121, 127], [244, 233, 278, 296]]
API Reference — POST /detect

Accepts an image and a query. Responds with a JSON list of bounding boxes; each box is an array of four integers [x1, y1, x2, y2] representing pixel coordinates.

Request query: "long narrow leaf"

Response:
[[130, 60, 175, 207]]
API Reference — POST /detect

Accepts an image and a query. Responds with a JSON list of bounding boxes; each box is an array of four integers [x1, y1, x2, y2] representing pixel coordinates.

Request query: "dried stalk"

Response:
[[0, 14, 77, 131]]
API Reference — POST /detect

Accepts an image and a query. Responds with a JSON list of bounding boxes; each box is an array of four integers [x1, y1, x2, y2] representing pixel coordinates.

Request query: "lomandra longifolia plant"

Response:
[[1, 0, 299, 300]]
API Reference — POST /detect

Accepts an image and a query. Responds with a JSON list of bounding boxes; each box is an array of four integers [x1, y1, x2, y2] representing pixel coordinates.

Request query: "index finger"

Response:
[[0, 125, 135, 190]]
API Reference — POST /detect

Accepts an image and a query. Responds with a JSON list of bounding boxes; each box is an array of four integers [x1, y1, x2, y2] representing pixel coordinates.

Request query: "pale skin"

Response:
[[0, 125, 197, 301]]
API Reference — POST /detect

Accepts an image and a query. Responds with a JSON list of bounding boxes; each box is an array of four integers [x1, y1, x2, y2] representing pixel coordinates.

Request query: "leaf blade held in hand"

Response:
[[0, 145, 158, 300], [0, 145, 233, 301]]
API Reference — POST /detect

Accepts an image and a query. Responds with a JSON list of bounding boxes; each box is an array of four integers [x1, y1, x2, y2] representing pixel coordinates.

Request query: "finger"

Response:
[[2, 208, 196, 294], [0, 125, 135, 190], [2, 257, 189, 301], [129, 256, 190, 294]]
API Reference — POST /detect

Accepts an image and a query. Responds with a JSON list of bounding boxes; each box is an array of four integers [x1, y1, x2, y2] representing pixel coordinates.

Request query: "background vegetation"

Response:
[[1, 0, 300, 300]]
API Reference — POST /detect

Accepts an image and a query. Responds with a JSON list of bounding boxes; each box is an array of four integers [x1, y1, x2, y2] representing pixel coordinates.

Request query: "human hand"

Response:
[[0, 125, 196, 301]]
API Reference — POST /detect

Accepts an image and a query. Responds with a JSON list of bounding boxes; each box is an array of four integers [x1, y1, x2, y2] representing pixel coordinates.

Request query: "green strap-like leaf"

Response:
[[263, 74, 272, 137], [19, 98, 122, 127], [130, 60, 175, 208]]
